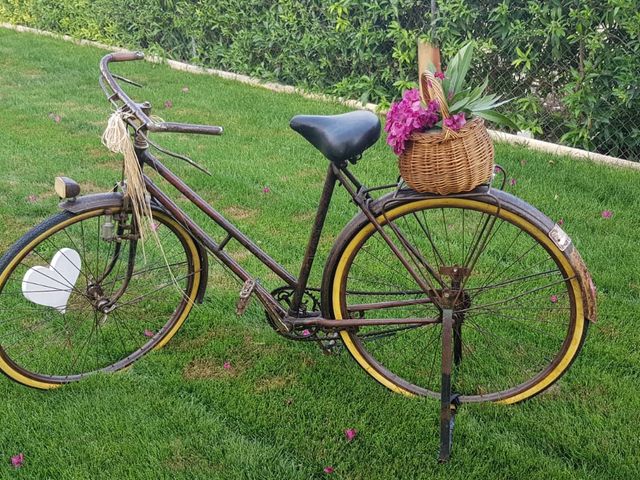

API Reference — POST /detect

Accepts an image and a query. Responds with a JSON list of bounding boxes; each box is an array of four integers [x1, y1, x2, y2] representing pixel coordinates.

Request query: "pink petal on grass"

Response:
[[223, 361, 231, 370], [48, 112, 61, 123], [164, 100, 173, 108], [26, 194, 39, 203], [509, 178, 517, 186], [143, 329, 154, 338], [601, 210, 613, 219], [262, 186, 271, 193], [323, 466, 334, 474], [11, 453, 24, 468], [344, 428, 357, 442], [557, 218, 564, 226], [550, 295, 558, 304]]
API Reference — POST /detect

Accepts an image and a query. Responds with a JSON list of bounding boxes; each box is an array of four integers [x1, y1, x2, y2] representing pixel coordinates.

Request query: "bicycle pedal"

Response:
[[236, 279, 256, 316], [317, 335, 342, 355]]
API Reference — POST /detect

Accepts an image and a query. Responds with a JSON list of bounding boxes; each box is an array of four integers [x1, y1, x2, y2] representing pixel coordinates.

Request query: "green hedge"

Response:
[[2, 0, 639, 160]]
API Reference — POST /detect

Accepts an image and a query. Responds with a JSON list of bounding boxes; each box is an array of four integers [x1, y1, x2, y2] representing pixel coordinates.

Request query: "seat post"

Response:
[[288, 164, 337, 316]]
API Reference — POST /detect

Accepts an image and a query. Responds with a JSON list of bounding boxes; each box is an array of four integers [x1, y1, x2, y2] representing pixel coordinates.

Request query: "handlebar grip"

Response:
[[108, 51, 145, 63], [148, 122, 224, 136]]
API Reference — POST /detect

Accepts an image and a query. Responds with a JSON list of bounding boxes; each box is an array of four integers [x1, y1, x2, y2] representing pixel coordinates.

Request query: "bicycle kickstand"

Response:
[[438, 308, 459, 463]]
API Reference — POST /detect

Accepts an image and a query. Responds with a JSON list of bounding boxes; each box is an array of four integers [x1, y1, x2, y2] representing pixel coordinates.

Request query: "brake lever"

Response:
[[112, 73, 144, 88], [98, 76, 120, 107], [140, 131, 212, 176]]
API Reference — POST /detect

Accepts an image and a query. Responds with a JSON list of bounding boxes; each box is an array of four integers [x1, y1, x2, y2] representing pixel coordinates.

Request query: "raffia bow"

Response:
[[101, 111, 153, 242]]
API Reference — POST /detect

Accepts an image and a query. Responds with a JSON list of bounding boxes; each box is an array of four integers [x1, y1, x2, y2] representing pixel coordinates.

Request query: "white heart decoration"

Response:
[[22, 248, 82, 314]]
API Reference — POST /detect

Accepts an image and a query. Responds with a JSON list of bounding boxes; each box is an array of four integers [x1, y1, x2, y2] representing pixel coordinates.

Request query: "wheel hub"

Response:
[[87, 284, 116, 314]]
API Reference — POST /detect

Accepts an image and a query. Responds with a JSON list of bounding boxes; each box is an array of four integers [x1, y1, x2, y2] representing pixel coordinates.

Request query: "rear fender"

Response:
[[367, 187, 597, 322], [59, 192, 209, 304]]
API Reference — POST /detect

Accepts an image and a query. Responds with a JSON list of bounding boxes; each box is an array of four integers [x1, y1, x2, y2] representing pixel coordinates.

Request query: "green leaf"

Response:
[[475, 110, 519, 130], [463, 77, 489, 106], [444, 42, 475, 98], [450, 87, 473, 104], [466, 93, 499, 111], [467, 94, 514, 112], [449, 97, 472, 112], [425, 60, 438, 74]]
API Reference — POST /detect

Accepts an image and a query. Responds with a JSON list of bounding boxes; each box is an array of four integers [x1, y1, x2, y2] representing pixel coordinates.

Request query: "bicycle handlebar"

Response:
[[99, 52, 224, 136]]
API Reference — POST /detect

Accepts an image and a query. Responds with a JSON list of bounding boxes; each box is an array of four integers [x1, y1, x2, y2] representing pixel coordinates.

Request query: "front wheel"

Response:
[[0, 206, 201, 388], [323, 193, 589, 404]]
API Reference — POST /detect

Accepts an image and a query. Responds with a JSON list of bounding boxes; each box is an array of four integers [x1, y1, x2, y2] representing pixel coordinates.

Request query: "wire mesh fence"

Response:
[[2, 1, 638, 160], [408, 1, 640, 161]]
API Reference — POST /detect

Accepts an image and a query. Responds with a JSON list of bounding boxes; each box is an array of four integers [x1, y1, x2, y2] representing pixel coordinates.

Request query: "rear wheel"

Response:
[[0, 206, 201, 388], [324, 195, 588, 404]]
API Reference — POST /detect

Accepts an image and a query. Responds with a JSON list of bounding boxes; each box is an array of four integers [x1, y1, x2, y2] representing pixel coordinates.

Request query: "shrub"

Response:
[[1, 0, 638, 159]]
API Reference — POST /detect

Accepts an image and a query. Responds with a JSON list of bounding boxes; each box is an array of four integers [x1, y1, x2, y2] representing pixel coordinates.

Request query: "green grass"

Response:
[[1, 29, 640, 479]]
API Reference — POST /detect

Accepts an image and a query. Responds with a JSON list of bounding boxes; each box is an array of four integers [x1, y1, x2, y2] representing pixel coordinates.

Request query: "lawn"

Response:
[[1, 29, 639, 479]]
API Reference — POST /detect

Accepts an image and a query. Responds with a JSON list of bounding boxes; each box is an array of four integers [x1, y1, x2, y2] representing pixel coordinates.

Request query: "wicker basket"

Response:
[[398, 71, 494, 195]]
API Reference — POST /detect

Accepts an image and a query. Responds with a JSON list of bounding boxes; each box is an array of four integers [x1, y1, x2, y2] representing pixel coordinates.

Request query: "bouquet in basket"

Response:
[[386, 42, 517, 195]]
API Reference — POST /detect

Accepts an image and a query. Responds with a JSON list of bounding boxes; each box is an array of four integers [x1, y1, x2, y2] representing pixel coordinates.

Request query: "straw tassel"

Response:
[[101, 111, 153, 242], [100, 111, 192, 304]]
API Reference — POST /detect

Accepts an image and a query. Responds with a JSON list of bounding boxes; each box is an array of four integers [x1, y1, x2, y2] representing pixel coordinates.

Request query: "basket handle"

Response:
[[421, 70, 462, 140], [420, 70, 449, 118]]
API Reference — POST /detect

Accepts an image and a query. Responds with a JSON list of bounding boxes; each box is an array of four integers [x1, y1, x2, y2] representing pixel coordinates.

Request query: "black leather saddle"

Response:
[[290, 111, 381, 164]]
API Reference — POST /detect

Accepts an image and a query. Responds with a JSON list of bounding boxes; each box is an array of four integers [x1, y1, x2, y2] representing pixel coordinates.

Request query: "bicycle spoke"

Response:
[[113, 272, 194, 309], [333, 197, 584, 401], [0, 208, 198, 383], [459, 276, 575, 314]]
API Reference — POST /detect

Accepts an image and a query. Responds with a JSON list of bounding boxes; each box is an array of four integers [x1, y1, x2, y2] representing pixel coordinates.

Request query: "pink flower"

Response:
[[262, 186, 271, 194], [150, 222, 160, 232], [509, 178, 517, 186], [435, 71, 445, 80], [11, 453, 24, 468], [601, 210, 613, 219], [344, 428, 357, 442], [48, 112, 61, 123], [301, 329, 311, 337], [143, 329, 154, 338], [443, 112, 467, 132], [385, 89, 440, 155], [557, 218, 564, 226], [223, 361, 231, 370], [550, 295, 558, 304], [323, 466, 334, 474], [164, 100, 173, 108], [26, 194, 39, 203]]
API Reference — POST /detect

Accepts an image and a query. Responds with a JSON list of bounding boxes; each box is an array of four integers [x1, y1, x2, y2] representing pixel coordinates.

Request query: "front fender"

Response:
[[59, 192, 209, 304], [59, 191, 125, 214]]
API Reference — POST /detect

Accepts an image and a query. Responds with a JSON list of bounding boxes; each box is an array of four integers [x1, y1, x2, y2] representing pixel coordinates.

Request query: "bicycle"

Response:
[[0, 52, 596, 461]]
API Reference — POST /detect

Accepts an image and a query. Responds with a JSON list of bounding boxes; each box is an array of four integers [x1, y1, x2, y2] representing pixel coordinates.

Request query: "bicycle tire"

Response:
[[322, 193, 589, 404], [0, 206, 201, 389]]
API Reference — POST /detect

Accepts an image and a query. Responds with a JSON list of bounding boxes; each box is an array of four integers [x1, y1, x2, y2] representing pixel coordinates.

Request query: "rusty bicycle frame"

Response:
[[94, 50, 596, 463], [100, 52, 446, 335], [139, 148, 445, 330], [99, 51, 463, 459]]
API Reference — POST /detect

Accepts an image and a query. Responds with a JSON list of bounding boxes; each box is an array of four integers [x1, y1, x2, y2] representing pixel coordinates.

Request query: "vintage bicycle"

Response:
[[0, 52, 596, 461]]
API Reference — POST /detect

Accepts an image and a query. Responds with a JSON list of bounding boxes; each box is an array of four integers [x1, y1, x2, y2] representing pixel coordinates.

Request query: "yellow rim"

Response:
[[332, 198, 584, 403], [0, 208, 200, 389]]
